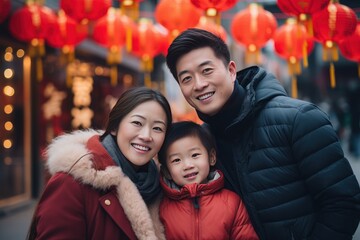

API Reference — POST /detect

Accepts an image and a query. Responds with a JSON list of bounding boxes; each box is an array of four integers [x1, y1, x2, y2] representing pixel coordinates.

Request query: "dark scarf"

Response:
[[101, 134, 161, 203], [197, 80, 246, 136]]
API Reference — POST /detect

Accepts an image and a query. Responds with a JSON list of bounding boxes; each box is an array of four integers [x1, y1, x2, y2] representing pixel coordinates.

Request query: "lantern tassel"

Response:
[[66, 64, 72, 87], [330, 62, 336, 88], [36, 57, 43, 82], [144, 72, 151, 87], [302, 41, 308, 68], [110, 65, 118, 86], [291, 75, 298, 99], [126, 27, 133, 52]]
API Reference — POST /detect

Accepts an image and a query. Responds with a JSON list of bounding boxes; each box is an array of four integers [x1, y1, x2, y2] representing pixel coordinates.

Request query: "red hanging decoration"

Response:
[[155, 0, 202, 39], [9, 2, 57, 81], [277, 0, 330, 36], [131, 19, 163, 87], [231, 3, 277, 65], [0, 0, 11, 24], [46, 10, 88, 86], [60, 0, 111, 24], [154, 23, 171, 57], [93, 8, 127, 86], [312, 1, 357, 88], [273, 18, 314, 98], [190, 0, 237, 24], [195, 16, 228, 42], [46, 10, 87, 54], [338, 21, 360, 78]]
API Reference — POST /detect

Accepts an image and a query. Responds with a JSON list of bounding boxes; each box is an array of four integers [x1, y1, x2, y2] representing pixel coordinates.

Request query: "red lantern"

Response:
[[312, 2, 357, 88], [231, 3, 277, 65], [277, 0, 330, 35], [93, 8, 127, 86], [131, 19, 163, 87], [195, 16, 228, 42], [191, 0, 237, 23], [155, 0, 202, 39], [338, 21, 360, 78], [46, 10, 87, 49], [60, 0, 111, 24], [0, 0, 11, 24], [46, 10, 88, 86], [273, 18, 315, 98], [154, 23, 171, 56], [9, 2, 57, 81]]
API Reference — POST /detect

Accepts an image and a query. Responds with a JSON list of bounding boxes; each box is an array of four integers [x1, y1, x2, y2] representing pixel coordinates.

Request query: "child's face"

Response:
[[165, 135, 216, 186], [113, 100, 167, 170]]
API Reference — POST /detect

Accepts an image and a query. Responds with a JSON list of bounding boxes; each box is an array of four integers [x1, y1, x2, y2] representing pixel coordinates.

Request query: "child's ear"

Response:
[[209, 149, 216, 166], [160, 165, 172, 180]]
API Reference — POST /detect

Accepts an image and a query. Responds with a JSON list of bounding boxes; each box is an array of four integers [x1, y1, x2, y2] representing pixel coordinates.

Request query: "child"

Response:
[[158, 121, 259, 240], [28, 87, 172, 240]]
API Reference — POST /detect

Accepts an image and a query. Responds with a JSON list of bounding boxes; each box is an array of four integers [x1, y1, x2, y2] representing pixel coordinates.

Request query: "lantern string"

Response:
[[110, 65, 118, 86], [291, 75, 298, 99], [330, 62, 336, 88], [302, 41, 308, 68]]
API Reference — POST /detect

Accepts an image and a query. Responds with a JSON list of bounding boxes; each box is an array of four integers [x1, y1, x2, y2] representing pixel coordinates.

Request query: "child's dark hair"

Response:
[[158, 121, 216, 168], [166, 28, 230, 82]]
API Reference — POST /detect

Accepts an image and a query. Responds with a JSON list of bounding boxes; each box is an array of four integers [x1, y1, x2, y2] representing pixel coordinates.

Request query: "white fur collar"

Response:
[[45, 129, 164, 240]]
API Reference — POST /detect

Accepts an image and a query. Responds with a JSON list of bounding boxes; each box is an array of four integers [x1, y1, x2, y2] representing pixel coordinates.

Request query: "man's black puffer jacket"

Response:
[[199, 66, 360, 240]]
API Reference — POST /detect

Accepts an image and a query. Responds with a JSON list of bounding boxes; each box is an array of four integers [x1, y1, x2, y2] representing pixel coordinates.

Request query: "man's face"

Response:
[[176, 47, 236, 116]]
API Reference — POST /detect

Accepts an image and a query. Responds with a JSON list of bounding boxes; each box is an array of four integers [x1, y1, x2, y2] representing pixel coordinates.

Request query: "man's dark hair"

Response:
[[166, 28, 231, 82]]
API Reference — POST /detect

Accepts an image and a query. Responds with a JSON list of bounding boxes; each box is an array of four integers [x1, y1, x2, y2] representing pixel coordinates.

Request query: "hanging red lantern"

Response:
[[46, 10, 87, 51], [0, 0, 11, 24], [231, 3, 277, 65], [131, 18, 163, 87], [155, 0, 202, 39], [119, 0, 143, 21], [277, 0, 330, 36], [190, 0, 237, 24], [60, 0, 111, 24], [312, 1, 357, 88], [154, 23, 171, 57], [46, 10, 88, 86], [273, 18, 315, 98], [93, 8, 127, 86], [195, 16, 228, 42], [338, 21, 360, 78], [9, 2, 57, 81]]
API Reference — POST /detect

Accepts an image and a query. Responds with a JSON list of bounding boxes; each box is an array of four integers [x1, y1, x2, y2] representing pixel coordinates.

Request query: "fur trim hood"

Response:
[[45, 129, 165, 240]]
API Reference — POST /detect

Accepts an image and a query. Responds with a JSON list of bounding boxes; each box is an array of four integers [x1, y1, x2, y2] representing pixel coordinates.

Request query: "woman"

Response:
[[28, 87, 172, 240]]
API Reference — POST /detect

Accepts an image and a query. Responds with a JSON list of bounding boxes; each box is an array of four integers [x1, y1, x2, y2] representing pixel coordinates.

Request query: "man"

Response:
[[166, 28, 360, 240]]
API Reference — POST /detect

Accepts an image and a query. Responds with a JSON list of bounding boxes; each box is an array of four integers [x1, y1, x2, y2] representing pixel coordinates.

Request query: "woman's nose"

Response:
[[139, 128, 152, 141]]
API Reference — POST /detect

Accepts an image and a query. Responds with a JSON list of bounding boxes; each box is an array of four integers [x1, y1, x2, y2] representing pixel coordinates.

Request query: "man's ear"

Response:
[[209, 149, 216, 166], [228, 61, 237, 82]]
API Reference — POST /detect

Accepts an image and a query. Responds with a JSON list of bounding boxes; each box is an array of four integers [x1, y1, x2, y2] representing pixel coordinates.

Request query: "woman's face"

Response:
[[113, 100, 168, 169]]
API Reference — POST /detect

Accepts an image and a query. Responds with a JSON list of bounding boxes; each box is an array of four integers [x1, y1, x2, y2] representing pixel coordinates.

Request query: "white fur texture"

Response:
[[45, 129, 165, 240]]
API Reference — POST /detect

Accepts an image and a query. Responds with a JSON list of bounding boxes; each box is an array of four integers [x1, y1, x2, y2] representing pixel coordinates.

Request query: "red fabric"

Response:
[[33, 136, 137, 240], [159, 171, 259, 240]]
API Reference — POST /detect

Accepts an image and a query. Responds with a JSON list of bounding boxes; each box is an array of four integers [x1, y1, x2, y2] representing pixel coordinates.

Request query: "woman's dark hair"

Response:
[[100, 87, 172, 141], [158, 121, 216, 169], [166, 28, 231, 82]]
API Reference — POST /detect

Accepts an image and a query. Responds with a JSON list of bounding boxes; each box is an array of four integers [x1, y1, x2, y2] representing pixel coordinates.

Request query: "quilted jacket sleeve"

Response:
[[231, 194, 259, 240], [292, 103, 360, 239]]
